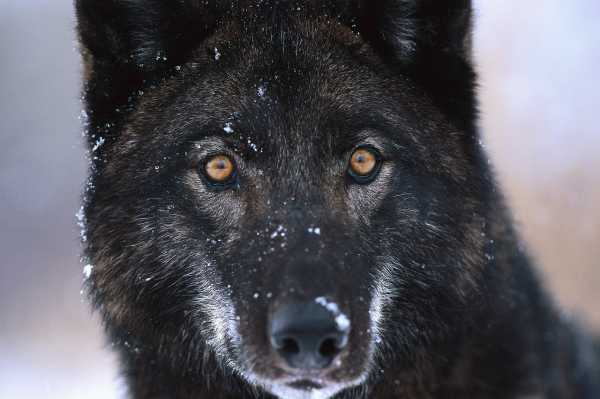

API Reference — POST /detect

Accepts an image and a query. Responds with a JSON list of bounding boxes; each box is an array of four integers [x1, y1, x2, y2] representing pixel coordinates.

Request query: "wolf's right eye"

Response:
[[202, 154, 237, 186], [348, 147, 382, 184]]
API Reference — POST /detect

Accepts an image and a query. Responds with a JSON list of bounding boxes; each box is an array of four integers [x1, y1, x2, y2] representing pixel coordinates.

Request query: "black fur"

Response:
[[76, 1, 599, 398]]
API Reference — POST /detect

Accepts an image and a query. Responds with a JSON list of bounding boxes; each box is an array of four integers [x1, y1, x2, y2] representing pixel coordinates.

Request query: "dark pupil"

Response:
[[215, 160, 227, 169], [356, 154, 366, 163]]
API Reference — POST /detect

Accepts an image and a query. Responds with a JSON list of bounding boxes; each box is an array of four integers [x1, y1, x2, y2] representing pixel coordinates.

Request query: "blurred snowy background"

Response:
[[0, 0, 598, 397]]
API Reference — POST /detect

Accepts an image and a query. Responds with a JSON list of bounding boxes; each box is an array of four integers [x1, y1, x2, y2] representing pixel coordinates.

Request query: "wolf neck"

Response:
[[367, 203, 584, 399]]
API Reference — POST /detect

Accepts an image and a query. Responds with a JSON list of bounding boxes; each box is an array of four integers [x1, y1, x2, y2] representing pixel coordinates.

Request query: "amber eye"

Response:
[[348, 147, 381, 183], [203, 154, 236, 184]]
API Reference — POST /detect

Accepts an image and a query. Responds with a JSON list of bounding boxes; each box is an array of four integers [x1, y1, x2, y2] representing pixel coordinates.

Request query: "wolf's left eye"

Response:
[[202, 154, 237, 186], [348, 147, 382, 184]]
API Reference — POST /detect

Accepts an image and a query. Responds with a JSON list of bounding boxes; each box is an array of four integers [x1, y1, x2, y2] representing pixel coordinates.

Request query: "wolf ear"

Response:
[[75, 1, 228, 152], [75, 0, 223, 70], [358, 0, 473, 64], [356, 0, 475, 127]]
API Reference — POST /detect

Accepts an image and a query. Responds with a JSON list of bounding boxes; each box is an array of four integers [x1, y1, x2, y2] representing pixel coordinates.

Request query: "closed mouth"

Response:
[[287, 379, 325, 390]]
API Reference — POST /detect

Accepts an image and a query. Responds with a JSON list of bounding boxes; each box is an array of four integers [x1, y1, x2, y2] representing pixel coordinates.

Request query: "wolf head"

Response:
[[77, 1, 491, 398]]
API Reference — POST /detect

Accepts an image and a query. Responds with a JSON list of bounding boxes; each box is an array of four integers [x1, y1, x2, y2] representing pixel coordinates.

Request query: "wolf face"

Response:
[[78, 1, 493, 398]]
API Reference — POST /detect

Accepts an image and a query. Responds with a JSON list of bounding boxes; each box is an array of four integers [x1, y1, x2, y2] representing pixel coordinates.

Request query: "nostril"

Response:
[[318, 337, 340, 359], [280, 337, 300, 355]]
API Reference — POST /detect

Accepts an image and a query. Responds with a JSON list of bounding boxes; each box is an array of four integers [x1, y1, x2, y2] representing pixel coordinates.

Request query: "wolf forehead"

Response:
[[113, 34, 426, 167]]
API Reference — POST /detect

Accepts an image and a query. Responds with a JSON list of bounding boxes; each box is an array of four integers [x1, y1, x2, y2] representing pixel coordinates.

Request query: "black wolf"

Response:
[[75, 1, 599, 398]]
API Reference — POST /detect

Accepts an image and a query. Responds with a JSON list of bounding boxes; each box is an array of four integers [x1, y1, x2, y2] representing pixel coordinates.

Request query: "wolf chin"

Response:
[[76, 1, 600, 398]]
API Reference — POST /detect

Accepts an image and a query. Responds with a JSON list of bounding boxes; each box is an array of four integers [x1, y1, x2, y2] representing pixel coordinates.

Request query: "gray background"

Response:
[[0, 0, 599, 397]]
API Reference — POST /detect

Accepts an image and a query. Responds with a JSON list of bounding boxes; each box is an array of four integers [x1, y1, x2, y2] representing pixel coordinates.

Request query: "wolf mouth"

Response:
[[287, 379, 326, 390], [256, 365, 372, 399]]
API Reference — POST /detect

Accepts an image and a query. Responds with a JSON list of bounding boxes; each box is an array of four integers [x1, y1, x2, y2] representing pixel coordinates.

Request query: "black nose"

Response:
[[270, 301, 350, 370]]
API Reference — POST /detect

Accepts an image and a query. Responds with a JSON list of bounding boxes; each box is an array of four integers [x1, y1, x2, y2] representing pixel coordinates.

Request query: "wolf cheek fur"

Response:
[[76, 1, 599, 398]]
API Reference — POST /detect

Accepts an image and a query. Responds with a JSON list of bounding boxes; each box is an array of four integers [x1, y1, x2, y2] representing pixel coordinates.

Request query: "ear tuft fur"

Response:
[[76, 0, 473, 71], [75, 0, 224, 70], [358, 0, 473, 64]]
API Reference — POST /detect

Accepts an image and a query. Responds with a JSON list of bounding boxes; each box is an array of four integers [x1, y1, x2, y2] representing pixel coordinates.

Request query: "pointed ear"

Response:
[[359, 0, 473, 64], [357, 0, 475, 128], [75, 0, 227, 152], [75, 0, 222, 70]]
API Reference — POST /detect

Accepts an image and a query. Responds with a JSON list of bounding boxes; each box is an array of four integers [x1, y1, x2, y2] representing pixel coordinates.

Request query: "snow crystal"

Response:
[[91, 136, 105, 153], [270, 225, 287, 239], [76, 206, 87, 242], [78, 109, 89, 123], [253, 292, 260, 299], [83, 264, 93, 280], [335, 314, 351, 331], [257, 85, 267, 97], [223, 122, 234, 134], [307, 227, 321, 235], [247, 137, 259, 152], [75, 206, 85, 225], [214, 47, 222, 61], [315, 297, 350, 332], [315, 297, 339, 313]]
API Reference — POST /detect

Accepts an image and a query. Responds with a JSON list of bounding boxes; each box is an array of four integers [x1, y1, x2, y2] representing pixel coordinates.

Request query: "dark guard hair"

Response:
[[76, 0, 476, 149], [76, 1, 600, 398]]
